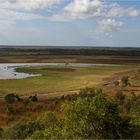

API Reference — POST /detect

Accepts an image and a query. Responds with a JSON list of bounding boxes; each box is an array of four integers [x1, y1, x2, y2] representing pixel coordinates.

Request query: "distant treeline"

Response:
[[0, 47, 140, 56]]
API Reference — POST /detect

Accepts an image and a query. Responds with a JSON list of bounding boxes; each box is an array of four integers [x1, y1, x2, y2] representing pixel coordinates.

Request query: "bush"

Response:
[[2, 88, 140, 139], [22, 99, 30, 107], [0, 128, 4, 138], [79, 87, 101, 98], [115, 91, 125, 105], [4, 105, 15, 115], [3, 122, 44, 139], [124, 99, 132, 112], [43, 95, 133, 139], [28, 130, 45, 139], [29, 95, 38, 102], [121, 76, 129, 86], [39, 111, 57, 127], [5, 94, 16, 104]]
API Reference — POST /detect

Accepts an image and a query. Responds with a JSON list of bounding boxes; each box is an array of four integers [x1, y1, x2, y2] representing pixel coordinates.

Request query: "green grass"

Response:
[[0, 65, 138, 96]]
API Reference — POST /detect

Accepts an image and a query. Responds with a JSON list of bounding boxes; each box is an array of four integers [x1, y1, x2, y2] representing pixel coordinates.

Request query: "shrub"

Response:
[[39, 111, 57, 127], [43, 94, 133, 139], [121, 76, 129, 86], [53, 99, 59, 106], [79, 87, 101, 98], [0, 128, 4, 138], [5, 94, 16, 104], [115, 91, 125, 105], [124, 99, 132, 112], [3, 122, 44, 139], [14, 95, 22, 102], [4, 105, 15, 115], [29, 95, 38, 102], [28, 130, 45, 139], [22, 99, 30, 107]]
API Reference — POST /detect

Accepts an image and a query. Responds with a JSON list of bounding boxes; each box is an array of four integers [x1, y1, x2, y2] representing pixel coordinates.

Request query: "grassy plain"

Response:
[[0, 64, 139, 97]]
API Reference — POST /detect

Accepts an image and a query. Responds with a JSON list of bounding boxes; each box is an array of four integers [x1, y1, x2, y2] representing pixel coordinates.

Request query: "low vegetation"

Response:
[[0, 87, 140, 139], [0, 65, 138, 95]]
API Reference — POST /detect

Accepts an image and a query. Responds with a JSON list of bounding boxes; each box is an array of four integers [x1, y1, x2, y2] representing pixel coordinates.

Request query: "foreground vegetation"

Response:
[[0, 86, 140, 139]]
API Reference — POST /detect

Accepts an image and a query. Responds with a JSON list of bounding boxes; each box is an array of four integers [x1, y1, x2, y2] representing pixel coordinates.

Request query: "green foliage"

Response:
[[124, 99, 132, 112], [42, 94, 132, 139], [137, 69, 140, 75], [3, 122, 44, 139], [79, 87, 102, 98], [0, 128, 4, 138], [115, 91, 125, 105], [121, 76, 129, 86], [28, 130, 45, 139], [4, 105, 15, 115], [131, 96, 140, 125], [130, 96, 140, 138], [39, 111, 57, 127], [1, 88, 140, 139]]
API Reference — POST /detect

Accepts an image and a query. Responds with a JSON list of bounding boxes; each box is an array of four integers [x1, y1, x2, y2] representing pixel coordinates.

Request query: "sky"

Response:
[[0, 0, 140, 47]]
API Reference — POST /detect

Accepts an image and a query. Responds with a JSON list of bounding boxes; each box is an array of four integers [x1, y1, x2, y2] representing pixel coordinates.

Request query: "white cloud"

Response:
[[0, 0, 64, 10], [51, 0, 105, 21], [0, 0, 49, 29], [50, 0, 140, 21], [19, 0, 63, 11], [107, 4, 140, 17], [0, 0, 139, 34], [0, 8, 44, 29], [98, 19, 124, 32], [127, 8, 140, 17]]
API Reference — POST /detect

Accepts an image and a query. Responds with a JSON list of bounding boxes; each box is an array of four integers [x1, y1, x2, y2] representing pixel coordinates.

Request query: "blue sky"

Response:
[[0, 0, 140, 47]]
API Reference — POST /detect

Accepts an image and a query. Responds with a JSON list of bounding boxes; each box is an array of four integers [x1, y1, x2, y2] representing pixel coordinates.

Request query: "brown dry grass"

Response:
[[0, 100, 61, 128]]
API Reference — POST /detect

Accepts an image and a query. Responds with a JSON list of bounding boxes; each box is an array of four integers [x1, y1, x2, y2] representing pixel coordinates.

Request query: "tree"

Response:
[[43, 94, 132, 139]]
